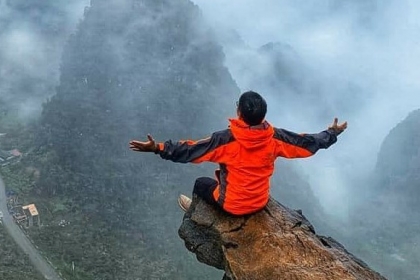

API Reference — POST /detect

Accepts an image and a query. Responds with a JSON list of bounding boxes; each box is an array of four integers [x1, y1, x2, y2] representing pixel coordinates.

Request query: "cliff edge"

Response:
[[179, 196, 386, 280]]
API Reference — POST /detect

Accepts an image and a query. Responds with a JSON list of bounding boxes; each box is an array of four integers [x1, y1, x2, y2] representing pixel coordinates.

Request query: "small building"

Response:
[[0, 149, 22, 166], [22, 204, 40, 227], [10, 149, 22, 157]]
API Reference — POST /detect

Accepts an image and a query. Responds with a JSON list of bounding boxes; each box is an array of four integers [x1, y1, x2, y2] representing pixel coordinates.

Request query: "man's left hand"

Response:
[[328, 118, 348, 135]]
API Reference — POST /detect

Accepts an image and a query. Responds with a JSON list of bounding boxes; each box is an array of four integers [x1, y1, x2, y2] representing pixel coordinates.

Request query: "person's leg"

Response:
[[192, 177, 218, 206], [178, 177, 219, 212]]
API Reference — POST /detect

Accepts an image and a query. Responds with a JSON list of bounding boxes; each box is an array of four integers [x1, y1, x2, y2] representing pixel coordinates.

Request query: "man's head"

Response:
[[237, 91, 267, 126]]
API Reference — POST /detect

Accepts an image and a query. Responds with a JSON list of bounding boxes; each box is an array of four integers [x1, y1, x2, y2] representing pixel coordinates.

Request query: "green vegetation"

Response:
[[0, 226, 44, 280], [2, 0, 233, 278], [1, 118, 221, 279]]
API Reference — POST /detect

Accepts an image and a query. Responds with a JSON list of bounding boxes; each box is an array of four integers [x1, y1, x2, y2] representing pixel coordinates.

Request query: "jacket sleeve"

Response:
[[273, 128, 338, 158], [156, 129, 233, 163]]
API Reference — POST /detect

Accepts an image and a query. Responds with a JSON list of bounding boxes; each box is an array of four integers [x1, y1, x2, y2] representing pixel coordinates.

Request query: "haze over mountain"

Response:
[[0, 0, 420, 279], [0, 0, 89, 118], [193, 0, 420, 216]]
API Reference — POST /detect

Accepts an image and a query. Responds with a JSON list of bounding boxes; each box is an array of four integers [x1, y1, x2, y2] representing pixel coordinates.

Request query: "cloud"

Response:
[[0, 0, 89, 121], [191, 0, 420, 216]]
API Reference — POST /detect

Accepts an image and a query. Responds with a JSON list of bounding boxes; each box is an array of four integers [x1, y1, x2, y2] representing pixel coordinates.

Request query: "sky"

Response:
[[191, 0, 420, 217]]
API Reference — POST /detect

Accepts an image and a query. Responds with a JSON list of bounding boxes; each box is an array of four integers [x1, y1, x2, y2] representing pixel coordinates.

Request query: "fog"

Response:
[[1, 0, 419, 279], [192, 0, 420, 217], [2, 0, 418, 216], [0, 0, 90, 119]]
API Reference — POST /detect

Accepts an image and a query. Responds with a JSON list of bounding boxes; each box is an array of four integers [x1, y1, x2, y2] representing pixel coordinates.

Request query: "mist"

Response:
[[0, 0, 419, 279], [191, 0, 420, 217], [0, 0, 90, 120], [2, 0, 418, 215]]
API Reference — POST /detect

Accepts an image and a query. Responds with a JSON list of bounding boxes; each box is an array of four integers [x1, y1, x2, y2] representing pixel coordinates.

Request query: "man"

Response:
[[129, 91, 347, 215]]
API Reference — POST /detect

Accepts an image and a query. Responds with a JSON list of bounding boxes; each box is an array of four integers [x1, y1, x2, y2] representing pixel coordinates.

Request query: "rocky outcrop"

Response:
[[179, 196, 386, 280]]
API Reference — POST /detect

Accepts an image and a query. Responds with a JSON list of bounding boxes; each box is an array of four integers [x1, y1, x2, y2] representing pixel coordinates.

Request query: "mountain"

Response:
[[34, 0, 238, 278], [375, 109, 420, 203], [346, 109, 420, 280]]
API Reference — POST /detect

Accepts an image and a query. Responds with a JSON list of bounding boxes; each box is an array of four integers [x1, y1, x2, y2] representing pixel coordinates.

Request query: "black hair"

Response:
[[238, 91, 267, 126]]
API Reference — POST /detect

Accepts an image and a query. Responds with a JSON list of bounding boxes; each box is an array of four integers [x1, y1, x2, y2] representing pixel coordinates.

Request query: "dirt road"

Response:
[[0, 176, 62, 280]]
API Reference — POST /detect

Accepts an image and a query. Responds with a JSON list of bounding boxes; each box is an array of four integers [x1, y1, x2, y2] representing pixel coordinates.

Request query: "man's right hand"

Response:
[[129, 134, 159, 152], [328, 118, 347, 135]]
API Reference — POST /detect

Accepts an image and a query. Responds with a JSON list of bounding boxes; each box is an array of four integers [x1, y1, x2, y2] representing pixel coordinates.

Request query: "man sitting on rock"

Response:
[[129, 91, 347, 215]]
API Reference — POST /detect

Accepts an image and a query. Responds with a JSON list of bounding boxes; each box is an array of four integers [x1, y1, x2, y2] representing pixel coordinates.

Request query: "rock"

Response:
[[178, 196, 387, 280]]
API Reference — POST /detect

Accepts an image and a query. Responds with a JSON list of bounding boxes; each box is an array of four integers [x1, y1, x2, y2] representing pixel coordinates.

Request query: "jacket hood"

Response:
[[229, 118, 274, 150]]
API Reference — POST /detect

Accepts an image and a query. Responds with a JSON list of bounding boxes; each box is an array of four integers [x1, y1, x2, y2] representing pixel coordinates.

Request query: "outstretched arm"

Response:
[[274, 118, 347, 158], [129, 129, 233, 163]]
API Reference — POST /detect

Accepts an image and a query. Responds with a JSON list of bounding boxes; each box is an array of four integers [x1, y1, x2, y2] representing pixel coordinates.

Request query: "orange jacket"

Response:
[[157, 118, 338, 215]]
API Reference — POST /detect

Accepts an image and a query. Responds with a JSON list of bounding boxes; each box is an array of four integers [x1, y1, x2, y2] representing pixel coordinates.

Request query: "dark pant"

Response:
[[193, 177, 219, 206]]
